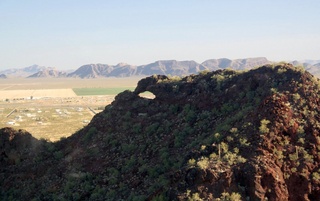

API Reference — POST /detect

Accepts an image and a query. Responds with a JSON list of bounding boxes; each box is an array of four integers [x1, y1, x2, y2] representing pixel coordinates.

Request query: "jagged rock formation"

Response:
[[1, 63, 320, 200]]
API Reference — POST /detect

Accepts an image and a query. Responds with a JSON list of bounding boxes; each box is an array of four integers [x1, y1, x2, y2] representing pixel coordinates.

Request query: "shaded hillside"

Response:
[[27, 69, 67, 78], [67, 64, 113, 78], [0, 74, 7, 79], [1, 63, 320, 200], [108, 63, 137, 77]]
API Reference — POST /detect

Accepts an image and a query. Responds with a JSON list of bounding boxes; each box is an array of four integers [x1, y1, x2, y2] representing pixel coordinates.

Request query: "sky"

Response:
[[1, 0, 320, 70]]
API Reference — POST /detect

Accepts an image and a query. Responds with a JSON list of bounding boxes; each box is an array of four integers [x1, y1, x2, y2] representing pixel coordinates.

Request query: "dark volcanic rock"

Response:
[[134, 74, 169, 94], [1, 63, 320, 200]]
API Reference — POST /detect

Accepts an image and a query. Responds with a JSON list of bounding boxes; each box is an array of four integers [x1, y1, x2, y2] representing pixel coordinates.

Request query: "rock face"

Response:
[[1, 63, 320, 200], [134, 74, 169, 94]]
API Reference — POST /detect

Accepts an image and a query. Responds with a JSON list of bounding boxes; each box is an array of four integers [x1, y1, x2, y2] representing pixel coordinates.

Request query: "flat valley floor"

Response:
[[0, 77, 144, 141]]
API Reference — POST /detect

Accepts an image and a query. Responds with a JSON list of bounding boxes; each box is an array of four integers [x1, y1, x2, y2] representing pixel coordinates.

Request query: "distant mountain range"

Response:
[[0, 74, 7, 79], [27, 69, 67, 78], [0, 64, 55, 78], [1, 57, 320, 78]]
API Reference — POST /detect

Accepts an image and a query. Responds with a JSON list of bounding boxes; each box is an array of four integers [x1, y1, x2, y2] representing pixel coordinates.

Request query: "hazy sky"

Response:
[[1, 0, 320, 70]]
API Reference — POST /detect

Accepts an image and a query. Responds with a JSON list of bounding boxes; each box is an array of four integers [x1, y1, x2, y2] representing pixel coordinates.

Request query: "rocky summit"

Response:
[[1, 63, 320, 200]]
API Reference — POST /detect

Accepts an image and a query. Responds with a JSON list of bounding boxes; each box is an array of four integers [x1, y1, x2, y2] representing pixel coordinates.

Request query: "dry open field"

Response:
[[0, 89, 77, 99], [0, 77, 146, 141], [0, 77, 142, 98], [0, 77, 142, 90]]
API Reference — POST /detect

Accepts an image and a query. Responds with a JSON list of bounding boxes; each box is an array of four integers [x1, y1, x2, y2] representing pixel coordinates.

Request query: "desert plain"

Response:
[[0, 77, 146, 141]]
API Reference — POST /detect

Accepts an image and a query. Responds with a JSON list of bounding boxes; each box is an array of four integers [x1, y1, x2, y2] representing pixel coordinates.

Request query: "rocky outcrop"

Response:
[[134, 74, 169, 94], [1, 63, 320, 200], [104, 64, 320, 200]]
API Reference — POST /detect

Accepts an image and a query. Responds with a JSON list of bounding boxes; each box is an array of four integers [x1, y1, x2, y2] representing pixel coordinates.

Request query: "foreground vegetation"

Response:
[[1, 63, 320, 200]]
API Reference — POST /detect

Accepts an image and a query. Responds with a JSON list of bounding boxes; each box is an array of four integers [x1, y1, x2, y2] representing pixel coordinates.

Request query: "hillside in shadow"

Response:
[[1, 63, 320, 200]]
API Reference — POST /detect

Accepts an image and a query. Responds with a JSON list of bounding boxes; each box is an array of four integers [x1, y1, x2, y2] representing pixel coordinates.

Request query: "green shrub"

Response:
[[187, 192, 203, 201], [84, 127, 97, 141], [292, 93, 301, 101], [259, 119, 270, 134], [197, 157, 209, 169], [312, 172, 320, 181], [54, 151, 64, 160], [239, 137, 250, 146], [219, 192, 242, 201], [289, 152, 299, 161], [152, 194, 168, 201]]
